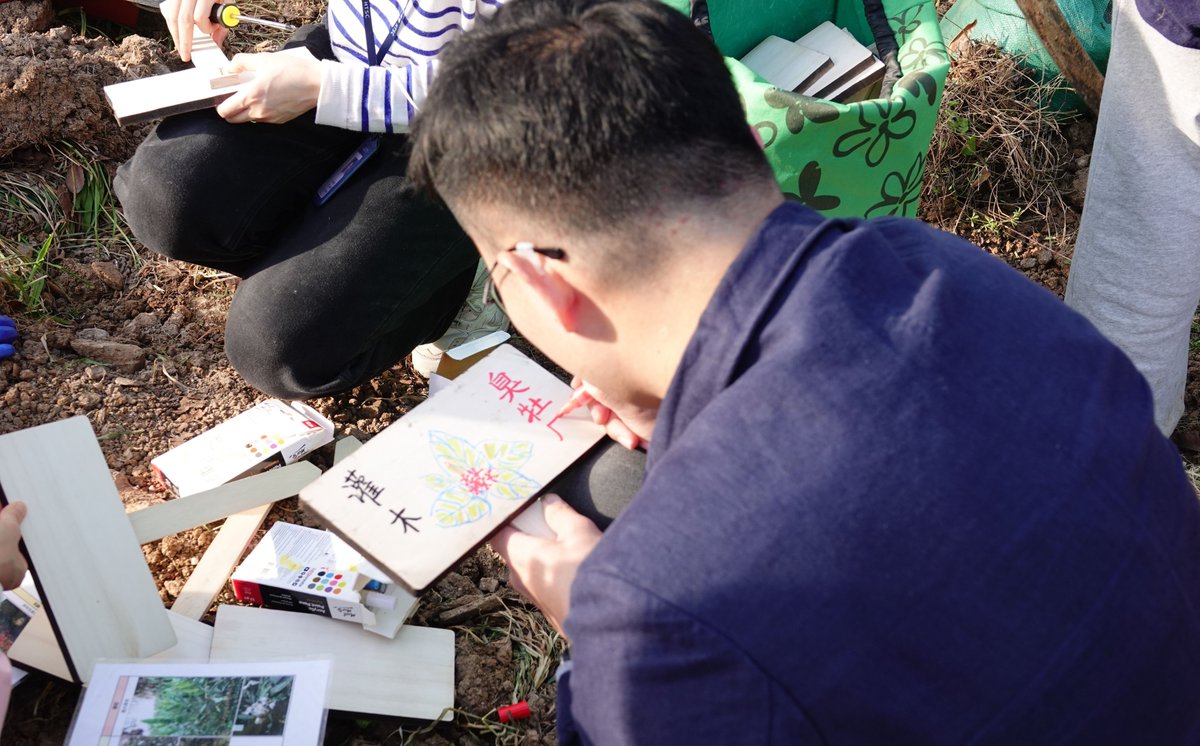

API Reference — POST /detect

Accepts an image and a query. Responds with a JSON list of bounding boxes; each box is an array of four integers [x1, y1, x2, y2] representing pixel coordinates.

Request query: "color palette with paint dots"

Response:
[[245, 433, 287, 458], [306, 569, 348, 595]]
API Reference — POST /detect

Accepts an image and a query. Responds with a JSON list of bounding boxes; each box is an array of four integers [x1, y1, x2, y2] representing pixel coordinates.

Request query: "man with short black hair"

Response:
[[410, 0, 1200, 742]]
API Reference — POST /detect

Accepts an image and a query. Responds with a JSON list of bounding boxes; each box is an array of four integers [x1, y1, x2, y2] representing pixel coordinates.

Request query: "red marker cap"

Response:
[[498, 701, 531, 723]]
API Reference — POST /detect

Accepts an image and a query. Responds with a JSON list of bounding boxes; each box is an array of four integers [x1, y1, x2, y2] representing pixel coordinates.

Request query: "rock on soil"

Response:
[[69, 335, 147, 372], [90, 260, 125, 290]]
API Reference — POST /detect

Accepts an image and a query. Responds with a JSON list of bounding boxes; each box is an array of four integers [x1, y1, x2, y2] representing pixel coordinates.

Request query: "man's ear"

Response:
[[500, 252, 579, 333]]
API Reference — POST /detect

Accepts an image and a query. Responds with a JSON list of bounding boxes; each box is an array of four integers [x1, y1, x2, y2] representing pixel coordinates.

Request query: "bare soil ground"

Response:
[[0, 3, 1197, 744]]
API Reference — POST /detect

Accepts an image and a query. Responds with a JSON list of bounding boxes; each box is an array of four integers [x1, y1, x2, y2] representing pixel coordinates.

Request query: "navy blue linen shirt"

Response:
[[557, 202, 1200, 744], [1135, 0, 1200, 48]]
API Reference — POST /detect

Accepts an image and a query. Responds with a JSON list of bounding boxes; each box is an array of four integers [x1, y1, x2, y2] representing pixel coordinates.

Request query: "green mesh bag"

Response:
[[940, 0, 1111, 112], [663, 0, 950, 219]]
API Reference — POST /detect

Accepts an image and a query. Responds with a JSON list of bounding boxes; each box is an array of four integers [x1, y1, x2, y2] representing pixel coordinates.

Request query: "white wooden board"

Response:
[[300, 344, 605, 593], [104, 45, 307, 126], [129, 461, 320, 544], [171, 504, 274, 620], [7, 610, 71, 681], [212, 604, 454, 720], [104, 66, 242, 126], [189, 25, 229, 68], [145, 611, 215, 662], [795, 22, 876, 99], [333, 436, 363, 464], [0, 417, 176, 683]]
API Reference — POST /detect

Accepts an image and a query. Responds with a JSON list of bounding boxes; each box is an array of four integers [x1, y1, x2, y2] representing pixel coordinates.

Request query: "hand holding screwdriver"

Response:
[[209, 2, 295, 31], [158, 0, 294, 62]]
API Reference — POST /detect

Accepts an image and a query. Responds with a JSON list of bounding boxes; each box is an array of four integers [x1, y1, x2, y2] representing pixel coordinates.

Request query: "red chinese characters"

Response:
[[488, 371, 565, 441]]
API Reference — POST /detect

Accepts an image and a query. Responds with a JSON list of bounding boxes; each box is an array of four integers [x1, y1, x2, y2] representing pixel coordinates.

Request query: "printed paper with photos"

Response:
[[0, 573, 39, 653], [67, 659, 331, 746], [1, 572, 40, 688]]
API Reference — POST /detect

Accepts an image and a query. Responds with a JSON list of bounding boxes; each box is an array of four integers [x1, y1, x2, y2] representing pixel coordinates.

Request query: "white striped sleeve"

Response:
[[314, 58, 439, 133]]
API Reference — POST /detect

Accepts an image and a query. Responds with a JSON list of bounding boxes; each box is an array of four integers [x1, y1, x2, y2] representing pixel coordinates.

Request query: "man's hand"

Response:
[[569, 377, 657, 450], [216, 50, 323, 124], [0, 316, 16, 360], [490, 495, 602, 638], [0, 502, 28, 591], [161, 0, 226, 62]]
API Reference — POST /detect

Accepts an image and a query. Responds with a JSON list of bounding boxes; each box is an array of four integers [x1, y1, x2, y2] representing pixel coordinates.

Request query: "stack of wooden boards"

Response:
[[0, 344, 606, 726], [0, 417, 453, 721], [740, 21, 885, 102]]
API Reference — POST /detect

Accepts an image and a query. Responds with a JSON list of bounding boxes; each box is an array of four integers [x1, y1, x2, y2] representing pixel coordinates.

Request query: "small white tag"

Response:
[[446, 330, 511, 360]]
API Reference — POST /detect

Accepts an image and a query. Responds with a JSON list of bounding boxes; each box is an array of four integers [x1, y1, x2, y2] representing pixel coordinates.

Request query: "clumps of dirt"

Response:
[[0, 27, 173, 161], [0, 259, 257, 479], [310, 365, 430, 437], [0, 0, 55, 34]]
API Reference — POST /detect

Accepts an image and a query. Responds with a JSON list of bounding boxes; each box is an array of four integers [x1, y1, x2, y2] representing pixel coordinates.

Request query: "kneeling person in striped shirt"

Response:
[[115, 0, 510, 398]]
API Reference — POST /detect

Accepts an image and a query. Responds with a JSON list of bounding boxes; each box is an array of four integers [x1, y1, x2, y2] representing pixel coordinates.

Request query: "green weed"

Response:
[[1, 232, 58, 316], [0, 145, 144, 314], [967, 207, 1025, 236], [53, 143, 142, 264], [942, 100, 978, 158]]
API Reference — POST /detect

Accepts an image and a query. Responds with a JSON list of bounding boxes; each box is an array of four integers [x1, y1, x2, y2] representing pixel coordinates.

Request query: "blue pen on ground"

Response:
[[314, 136, 381, 207]]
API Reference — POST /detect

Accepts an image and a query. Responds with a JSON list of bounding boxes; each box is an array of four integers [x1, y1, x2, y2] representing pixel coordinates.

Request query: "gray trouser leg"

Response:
[[1063, 0, 1200, 435]]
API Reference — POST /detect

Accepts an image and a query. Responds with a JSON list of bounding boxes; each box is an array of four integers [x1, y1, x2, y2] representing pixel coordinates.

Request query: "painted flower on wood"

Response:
[[422, 431, 542, 528]]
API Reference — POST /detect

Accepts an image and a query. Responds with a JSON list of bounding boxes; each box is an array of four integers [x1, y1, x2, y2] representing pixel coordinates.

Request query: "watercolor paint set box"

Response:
[[231, 521, 417, 639], [151, 399, 335, 496]]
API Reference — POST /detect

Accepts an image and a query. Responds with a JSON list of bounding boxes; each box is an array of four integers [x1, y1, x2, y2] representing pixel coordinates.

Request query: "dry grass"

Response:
[[223, 0, 328, 54], [920, 39, 1076, 253], [388, 597, 564, 745], [0, 143, 139, 316]]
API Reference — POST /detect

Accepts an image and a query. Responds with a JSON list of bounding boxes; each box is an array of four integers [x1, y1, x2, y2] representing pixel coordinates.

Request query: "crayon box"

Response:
[[151, 399, 335, 496]]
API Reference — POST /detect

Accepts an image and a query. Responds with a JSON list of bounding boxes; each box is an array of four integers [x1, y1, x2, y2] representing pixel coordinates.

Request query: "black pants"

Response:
[[114, 26, 476, 399]]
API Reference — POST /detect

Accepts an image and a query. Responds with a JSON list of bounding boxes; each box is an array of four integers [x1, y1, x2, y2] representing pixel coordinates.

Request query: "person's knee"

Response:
[[224, 302, 360, 400], [116, 151, 212, 263], [224, 318, 312, 400]]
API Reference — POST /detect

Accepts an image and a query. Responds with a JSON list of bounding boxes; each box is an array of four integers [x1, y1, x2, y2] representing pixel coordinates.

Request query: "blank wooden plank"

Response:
[[104, 67, 242, 126], [334, 435, 363, 464], [7, 610, 71, 681], [211, 605, 454, 720], [741, 35, 830, 91], [189, 26, 229, 68], [170, 504, 273, 620], [104, 47, 306, 126], [129, 461, 319, 545], [104, 27, 230, 125], [0, 417, 176, 683], [9, 605, 213, 674], [145, 612, 215, 662]]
